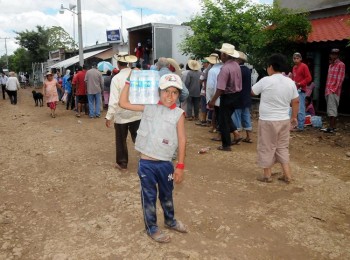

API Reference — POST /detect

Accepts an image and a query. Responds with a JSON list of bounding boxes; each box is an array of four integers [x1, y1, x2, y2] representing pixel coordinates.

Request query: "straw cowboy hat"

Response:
[[204, 53, 220, 64], [187, 59, 201, 71], [114, 52, 137, 63], [237, 51, 247, 62], [216, 43, 240, 58], [46, 71, 53, 76], [166, 58, 182, 77]]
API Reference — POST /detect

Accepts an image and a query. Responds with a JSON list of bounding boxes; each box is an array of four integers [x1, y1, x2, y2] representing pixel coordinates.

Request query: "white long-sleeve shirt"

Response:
[[0, 75, 8, 85], [206, 63, 223, 106], [105, 68, 142, 124], [6, 76, 20, 91]]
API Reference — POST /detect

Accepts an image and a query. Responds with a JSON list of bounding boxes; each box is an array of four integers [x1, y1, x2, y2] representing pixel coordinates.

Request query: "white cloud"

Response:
[[0, 0, 271, 57]]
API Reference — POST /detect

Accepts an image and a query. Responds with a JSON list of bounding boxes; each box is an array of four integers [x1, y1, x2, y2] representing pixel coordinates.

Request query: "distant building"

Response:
[[275, 0, 350, 114], [48, 42, 129, 72]]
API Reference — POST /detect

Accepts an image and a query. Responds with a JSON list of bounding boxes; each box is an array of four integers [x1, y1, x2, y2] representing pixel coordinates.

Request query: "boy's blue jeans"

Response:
[[138, 159, 177, 235]]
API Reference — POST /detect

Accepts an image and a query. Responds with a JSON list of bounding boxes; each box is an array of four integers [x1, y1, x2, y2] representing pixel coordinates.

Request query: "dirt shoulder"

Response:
[[0, 88, 350, 259]]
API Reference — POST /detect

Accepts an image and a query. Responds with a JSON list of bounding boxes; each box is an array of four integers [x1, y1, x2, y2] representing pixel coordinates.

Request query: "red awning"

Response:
[[308, 14, 350, 43]]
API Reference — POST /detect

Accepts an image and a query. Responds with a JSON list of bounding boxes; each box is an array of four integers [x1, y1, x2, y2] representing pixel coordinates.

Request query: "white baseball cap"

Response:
[[159, 74, 183, 90]]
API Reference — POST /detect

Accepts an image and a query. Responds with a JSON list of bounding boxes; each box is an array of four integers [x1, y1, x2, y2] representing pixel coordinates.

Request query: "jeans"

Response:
[[87, 92, 101, 117], [297, 91, 306, 130], [232, 107, 252, 131], [1, 84, 6, 99], [138, 159, 176, 235], [57, 88, 63, 101], [186, 96, 200, 118], [66, 92, 75, 110], [114, 120, 140, 169]]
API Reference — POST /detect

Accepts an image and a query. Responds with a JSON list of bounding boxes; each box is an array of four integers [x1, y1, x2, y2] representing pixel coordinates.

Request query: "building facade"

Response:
[[276, 0, 350, 114]]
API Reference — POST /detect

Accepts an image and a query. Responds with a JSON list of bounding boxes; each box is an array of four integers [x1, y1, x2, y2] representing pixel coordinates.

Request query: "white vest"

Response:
[[135, 104, 184, 161]]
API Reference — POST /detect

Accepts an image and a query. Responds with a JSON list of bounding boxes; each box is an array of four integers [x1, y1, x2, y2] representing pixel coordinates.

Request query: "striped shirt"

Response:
[[325, 59, 345, 96]]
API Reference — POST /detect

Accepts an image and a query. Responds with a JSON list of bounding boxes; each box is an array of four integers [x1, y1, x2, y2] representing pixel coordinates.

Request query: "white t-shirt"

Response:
[[252, 73, 299, 121]]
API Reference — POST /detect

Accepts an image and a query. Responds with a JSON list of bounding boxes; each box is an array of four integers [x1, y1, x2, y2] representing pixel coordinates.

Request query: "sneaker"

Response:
[[321, 128, 334, 133], [195, 120, 206, 126], [165, 220, 188, 233]]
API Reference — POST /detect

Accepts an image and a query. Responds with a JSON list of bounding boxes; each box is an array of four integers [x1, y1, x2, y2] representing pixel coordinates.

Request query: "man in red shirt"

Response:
[[291, 52, 312, 131], [72, 65, 87, 117], [321, 49, 346, 133]]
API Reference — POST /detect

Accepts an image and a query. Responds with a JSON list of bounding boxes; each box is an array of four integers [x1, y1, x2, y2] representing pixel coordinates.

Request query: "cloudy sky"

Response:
[[0, 0, 273, 56]]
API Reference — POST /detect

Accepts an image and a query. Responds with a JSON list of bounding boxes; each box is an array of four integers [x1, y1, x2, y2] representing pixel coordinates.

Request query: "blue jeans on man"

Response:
[[297, 91, 306, 130], [232, 107, 252, 131], [87, 92, 101, 118]]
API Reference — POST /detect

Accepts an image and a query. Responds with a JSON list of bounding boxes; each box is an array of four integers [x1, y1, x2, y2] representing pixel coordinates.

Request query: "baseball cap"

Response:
[[159, 74, 183, 90], [293, 52, 302, 58], [330, 48, 340, 54]]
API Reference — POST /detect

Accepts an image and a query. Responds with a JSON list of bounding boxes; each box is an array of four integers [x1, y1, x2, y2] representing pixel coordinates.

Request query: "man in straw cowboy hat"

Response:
[[196, 53, 221, 127], [185, 59, 202, 121], [208, 43, 242, 151], [206, 53, 223, 134], [105, 52, 142, 171], [231, 51, 253, 143]]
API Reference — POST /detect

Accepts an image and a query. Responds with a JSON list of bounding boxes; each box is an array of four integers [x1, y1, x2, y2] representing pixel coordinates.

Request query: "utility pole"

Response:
[[140, 8, 143, 24], [77, 0, 84, 66], [0, 37, 10, 68]]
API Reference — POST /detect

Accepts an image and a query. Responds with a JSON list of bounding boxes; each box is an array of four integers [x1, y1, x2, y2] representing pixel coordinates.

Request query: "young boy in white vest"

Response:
[[119, 73, 187, 243]]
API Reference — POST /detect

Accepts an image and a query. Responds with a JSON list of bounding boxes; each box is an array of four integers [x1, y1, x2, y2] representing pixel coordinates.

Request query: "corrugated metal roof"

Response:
[[308, 14, 350, 42], [49, 48, 112, 69]]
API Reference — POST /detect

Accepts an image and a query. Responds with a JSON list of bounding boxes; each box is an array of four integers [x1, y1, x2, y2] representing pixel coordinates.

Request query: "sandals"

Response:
[[148, 230, 171, 243], [165, 221, 188, 233], [256, 176, 273, 183], [114, 163, 127, 171], [278, 176, 291, 184], [242, 138, 253, 143], [231, 137, 242, 145]]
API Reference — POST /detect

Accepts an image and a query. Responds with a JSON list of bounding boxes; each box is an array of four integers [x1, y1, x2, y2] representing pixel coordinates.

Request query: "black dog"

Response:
[[32, 90, 43, 107]]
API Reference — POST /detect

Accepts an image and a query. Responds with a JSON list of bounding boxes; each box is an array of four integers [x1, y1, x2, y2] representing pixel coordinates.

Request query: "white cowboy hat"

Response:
[[204, 53, 220, 64], [216, 43, 240, 58], [114, 52, 137, 63], [237, 51, 248, 62], [166, 58, 182, 77], [187, 59, 201, 71]]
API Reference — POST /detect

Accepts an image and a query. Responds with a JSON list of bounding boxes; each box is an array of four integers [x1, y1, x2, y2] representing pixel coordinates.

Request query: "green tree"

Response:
[[15, 25, 75, 63], [47, 26, 77, 51], [0, 55, 7, 70], [8, 48, 31, 73], [181, 0, 311, 70]]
